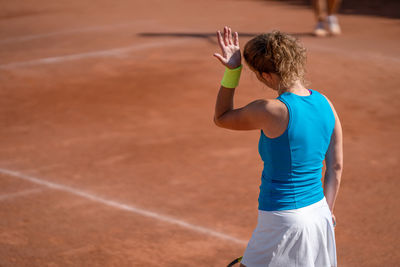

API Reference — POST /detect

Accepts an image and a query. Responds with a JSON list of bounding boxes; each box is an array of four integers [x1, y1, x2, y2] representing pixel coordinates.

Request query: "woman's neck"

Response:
[[279, 80, 309, 96]]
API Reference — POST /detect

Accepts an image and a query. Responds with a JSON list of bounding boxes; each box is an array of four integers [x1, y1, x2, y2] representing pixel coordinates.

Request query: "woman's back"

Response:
[[258, 89, 335, 211], [213, 27, 342, 267]]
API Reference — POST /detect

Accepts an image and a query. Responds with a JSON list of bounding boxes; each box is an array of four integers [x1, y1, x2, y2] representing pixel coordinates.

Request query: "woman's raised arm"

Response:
[[213, 27, 278, 131]]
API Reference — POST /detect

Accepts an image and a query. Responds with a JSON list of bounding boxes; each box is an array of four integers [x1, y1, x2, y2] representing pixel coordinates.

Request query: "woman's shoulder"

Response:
[[246, 98, 287, 125], [255, 98, 289, 138], [252, 98, 287, 116], [314, 91, 336, 113]]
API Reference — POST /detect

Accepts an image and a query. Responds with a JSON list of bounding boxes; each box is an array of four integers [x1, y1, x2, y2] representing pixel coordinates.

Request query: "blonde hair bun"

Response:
[[243, 31, 307, 91]]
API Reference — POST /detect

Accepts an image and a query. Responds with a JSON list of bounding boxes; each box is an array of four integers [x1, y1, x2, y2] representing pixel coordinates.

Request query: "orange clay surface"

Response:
[[0, 0, 399, 266]]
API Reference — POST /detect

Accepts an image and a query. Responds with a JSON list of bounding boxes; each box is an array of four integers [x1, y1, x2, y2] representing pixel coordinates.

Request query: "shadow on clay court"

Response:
[[138, 32, 315, 43]]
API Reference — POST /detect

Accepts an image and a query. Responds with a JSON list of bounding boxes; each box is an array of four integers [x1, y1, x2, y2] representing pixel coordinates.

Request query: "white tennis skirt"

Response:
[[241, 197, 337, 267]]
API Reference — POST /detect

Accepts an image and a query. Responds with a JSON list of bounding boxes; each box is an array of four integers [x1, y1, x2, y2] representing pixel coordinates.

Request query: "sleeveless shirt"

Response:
[[258, 89, 335, 211]]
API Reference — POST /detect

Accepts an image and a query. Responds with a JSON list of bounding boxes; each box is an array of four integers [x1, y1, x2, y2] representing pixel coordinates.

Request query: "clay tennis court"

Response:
[[0, 0, 399, 266]]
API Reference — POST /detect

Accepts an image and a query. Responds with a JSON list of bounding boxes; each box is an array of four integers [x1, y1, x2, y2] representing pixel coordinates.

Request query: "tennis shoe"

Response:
[[313, 21, 327, 37], [327, 15, 341, 35]]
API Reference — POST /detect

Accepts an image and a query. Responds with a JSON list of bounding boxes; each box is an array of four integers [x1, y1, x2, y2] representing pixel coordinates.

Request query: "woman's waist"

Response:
[[262, 166, 322, 180], [258, 183, 325, 211], [260, 173, 323, 191], [256, 197, 331, 227]]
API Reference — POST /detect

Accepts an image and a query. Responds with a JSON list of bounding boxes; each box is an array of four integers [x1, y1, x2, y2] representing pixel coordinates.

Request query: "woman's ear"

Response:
[[261, 72, 272, 84], [261, 72, 281, 90]]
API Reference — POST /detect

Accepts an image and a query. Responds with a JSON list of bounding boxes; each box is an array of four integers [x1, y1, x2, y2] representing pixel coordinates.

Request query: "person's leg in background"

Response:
[[312, 0, 328, 36], [326, 0, 342, 35]]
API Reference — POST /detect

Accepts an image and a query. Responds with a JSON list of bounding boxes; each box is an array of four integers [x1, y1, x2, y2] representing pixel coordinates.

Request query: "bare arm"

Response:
[[214, 89, 272, 130], [324, 97, 343, 213], [213, 27, 277, 130]]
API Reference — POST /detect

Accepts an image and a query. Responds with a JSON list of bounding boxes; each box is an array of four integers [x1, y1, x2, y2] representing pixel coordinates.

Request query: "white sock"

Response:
[[327, 15, 338, 24]]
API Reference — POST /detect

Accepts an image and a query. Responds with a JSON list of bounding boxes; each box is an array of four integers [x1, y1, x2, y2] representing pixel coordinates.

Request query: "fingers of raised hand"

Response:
[[223, 26, 229, 46], [217, 30, 225, 50], [223, 26, 235, 46], [233, 31, 239, 46], [227, 27, 233, 45], [224, 26, 239, 47], [214, 26, 240, 67]]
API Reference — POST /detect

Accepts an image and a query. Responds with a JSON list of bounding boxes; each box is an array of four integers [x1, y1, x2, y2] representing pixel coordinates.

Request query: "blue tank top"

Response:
[[258, 89, 335, 211]]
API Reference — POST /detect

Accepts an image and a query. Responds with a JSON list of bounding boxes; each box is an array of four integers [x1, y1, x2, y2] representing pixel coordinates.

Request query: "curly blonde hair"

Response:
[[243, 31, 307, 94]]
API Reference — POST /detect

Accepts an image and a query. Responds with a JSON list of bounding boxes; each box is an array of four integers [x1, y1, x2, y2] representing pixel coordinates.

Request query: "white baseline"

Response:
[[0, 39, 188, 70], [0, 188, 42, 201], [0, 20, 155, 45], [0, 168, 247, 245]]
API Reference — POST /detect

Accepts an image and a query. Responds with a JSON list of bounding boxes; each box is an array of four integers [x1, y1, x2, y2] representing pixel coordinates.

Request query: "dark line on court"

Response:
[[138, 32, 315, 44]]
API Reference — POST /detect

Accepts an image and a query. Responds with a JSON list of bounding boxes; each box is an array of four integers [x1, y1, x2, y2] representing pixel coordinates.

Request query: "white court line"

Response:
[[0, 168, 247, 245], [0, 39, 188, 70], [1, 34, 398, 70], [0, 20, 155, 45], [0, 188, 42, 201]]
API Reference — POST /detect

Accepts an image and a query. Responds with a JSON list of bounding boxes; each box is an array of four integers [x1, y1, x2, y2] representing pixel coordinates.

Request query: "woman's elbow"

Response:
[[327, 162, 343, 173], [214, 115, 229, 128], [333, 162, 343, 172], [213, 115, 223, 127]]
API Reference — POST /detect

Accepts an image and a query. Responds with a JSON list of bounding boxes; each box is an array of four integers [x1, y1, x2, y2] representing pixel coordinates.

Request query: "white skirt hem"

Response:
[[241, 197, 337, 267]]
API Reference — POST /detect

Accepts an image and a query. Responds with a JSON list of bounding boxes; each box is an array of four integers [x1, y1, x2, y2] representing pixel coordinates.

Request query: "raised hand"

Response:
[[213, 26, 241, 69]]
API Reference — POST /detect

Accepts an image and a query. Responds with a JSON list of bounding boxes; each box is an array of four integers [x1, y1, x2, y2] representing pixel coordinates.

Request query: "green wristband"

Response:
[[221, 65, 242, 88]]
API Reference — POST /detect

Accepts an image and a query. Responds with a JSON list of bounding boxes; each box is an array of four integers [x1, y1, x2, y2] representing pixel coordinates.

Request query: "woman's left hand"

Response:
[[213, 26, 242, 69]]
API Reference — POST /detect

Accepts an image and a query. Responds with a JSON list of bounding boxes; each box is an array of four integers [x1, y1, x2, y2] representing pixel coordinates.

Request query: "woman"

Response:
[[213, 27, 343, 267]]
